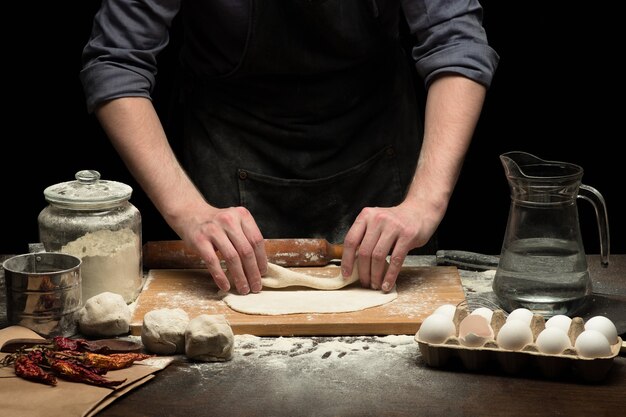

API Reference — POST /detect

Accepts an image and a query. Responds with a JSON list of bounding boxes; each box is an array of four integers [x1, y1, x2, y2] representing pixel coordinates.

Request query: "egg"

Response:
[[470, 307, 493, 322], [432, 303, 457, 320], [459, 314, 494, 347], [416, 314, 456, 344], [496, 319, 534, 350], [535, 327, 572, 354], [545, 314, 572, 332], [584, 315, 618, 345], [506, 308, 534, 325], [575, 329, 612, 358]]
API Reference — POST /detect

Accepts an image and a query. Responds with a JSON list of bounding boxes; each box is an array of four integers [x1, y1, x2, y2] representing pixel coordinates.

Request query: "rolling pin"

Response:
[[142, 239, 344, 269]]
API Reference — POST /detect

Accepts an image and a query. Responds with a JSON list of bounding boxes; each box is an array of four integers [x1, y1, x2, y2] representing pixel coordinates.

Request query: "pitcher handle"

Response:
[[578, 184, 610, 266]]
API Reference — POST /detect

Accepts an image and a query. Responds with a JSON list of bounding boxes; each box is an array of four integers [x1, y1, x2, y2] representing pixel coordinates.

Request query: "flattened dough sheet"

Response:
[[222, 262, 397, 315], [221, 285, 398, 315]]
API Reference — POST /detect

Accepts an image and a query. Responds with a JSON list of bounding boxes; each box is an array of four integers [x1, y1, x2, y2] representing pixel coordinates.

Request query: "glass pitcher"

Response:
[[492, 151, 610, 318]]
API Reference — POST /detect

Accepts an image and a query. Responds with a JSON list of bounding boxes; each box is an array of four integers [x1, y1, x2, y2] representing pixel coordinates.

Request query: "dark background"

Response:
[[2, 2, 622, 258]]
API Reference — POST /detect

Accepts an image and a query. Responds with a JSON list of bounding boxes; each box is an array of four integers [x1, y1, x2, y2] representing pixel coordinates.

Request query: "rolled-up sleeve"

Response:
[[402, 0, 499, 88], [80, 0, 181, 113]]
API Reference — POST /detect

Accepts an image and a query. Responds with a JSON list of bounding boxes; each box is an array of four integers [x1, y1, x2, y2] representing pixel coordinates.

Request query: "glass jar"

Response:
[[38, 170, 142, 303]]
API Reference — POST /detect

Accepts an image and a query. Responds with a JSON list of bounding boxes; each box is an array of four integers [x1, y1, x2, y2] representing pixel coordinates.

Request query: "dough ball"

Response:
[[185, 314, 234, 362], [141, 308, 190, 355], [78, 292, 131, 337]]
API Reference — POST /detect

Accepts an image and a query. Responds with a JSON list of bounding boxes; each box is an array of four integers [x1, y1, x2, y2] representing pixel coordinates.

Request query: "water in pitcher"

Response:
[[493, 237, 592, 317], [493, 151, 609, 318]]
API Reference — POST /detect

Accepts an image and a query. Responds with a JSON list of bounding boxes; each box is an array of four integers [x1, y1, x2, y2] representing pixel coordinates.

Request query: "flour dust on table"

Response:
[[179, 334, 417, 377]]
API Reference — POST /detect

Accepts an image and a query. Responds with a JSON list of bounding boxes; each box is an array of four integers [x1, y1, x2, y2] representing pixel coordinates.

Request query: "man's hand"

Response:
[[181, 206, 268, 295], [341, 202, 438, 293]]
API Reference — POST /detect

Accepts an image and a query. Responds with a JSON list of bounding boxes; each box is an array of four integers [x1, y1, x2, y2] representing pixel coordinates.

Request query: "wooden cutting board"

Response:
[[130, 265, 465, 336]]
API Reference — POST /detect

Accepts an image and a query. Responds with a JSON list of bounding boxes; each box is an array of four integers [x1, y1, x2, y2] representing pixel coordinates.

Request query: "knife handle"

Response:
[[435, 250, 500, 271]]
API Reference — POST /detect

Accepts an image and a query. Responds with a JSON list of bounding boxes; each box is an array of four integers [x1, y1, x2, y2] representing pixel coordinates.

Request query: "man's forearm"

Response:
[[94, 97, 209, 233], [403, 74, 487, 217]]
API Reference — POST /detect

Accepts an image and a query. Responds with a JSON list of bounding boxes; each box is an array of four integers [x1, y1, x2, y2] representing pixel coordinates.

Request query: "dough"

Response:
[[222, 262, 397, 315], [78, 292, 131, 337], [222, 286, 397, 315], [260, 263, 359, 290], [141, 308, 190, 355], [185, 314, 234, 362]]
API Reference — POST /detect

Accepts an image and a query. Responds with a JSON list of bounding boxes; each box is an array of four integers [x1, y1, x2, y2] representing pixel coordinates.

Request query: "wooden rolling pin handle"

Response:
[[143, 239, 344, 269], [264, 239, 344, 267], [143, 240, 206, 269]]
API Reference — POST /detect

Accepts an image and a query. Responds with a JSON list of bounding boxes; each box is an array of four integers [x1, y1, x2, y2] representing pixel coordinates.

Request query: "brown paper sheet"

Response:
[[0, 326, 173, 417]]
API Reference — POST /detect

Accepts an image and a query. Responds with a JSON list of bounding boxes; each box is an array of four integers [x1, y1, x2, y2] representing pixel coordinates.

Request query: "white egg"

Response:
[[470, 307, 493, 322], [506, 308, 534, 325], [584, 316, 618, 345], [575, 329, 612, 358], [459, 314, 494, 347], [545, 315, 572, 332], [416, 314, 456, 344], [535, 327, 572, 355], [496, 319, 534, 350], [432, 303, 457, 320]]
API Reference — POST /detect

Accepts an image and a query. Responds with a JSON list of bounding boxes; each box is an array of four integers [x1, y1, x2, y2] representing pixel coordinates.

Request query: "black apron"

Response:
[[180, 0, 423, 244]]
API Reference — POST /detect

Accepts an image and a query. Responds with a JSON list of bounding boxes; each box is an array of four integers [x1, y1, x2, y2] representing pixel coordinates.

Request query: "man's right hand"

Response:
[[180, 206, 268, 295]]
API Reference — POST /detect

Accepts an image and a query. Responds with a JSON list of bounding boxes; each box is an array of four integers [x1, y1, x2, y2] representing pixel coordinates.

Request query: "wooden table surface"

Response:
[[2, 254, 625, 416]]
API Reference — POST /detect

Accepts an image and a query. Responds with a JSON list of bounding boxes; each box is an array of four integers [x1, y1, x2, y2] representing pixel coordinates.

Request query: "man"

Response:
[[81, 1, 498, 295]]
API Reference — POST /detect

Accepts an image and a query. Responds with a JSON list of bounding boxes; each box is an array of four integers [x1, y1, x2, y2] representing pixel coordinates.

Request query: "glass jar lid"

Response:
[[43, 170, 133, 209]]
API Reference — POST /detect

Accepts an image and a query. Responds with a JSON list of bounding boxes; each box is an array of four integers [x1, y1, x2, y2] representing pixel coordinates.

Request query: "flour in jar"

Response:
[[61, 228, 142, 303]]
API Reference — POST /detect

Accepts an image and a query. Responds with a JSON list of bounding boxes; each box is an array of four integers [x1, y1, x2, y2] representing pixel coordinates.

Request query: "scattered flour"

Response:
[[460, 269, 496, 294], [175, 334, 418, 379]]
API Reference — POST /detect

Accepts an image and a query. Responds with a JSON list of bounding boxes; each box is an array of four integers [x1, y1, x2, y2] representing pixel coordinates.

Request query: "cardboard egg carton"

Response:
[[414, 305, 622, 383]]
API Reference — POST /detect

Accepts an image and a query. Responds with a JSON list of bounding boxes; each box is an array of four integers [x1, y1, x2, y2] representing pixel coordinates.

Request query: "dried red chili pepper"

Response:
[[14, 355, 57, 386], [26, 349, 45, 364], [52, 336, 132, 354], [53, 336, 80, 351], [46, 350, 108, 375], [52, 336, 102, 352], [49, 358, 126, 387], [82, 352, 154, 371]]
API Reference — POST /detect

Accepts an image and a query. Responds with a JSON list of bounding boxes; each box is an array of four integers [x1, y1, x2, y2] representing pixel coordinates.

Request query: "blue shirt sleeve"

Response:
[[402, 0, 499, 88], [80, 0, 181, 113]]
